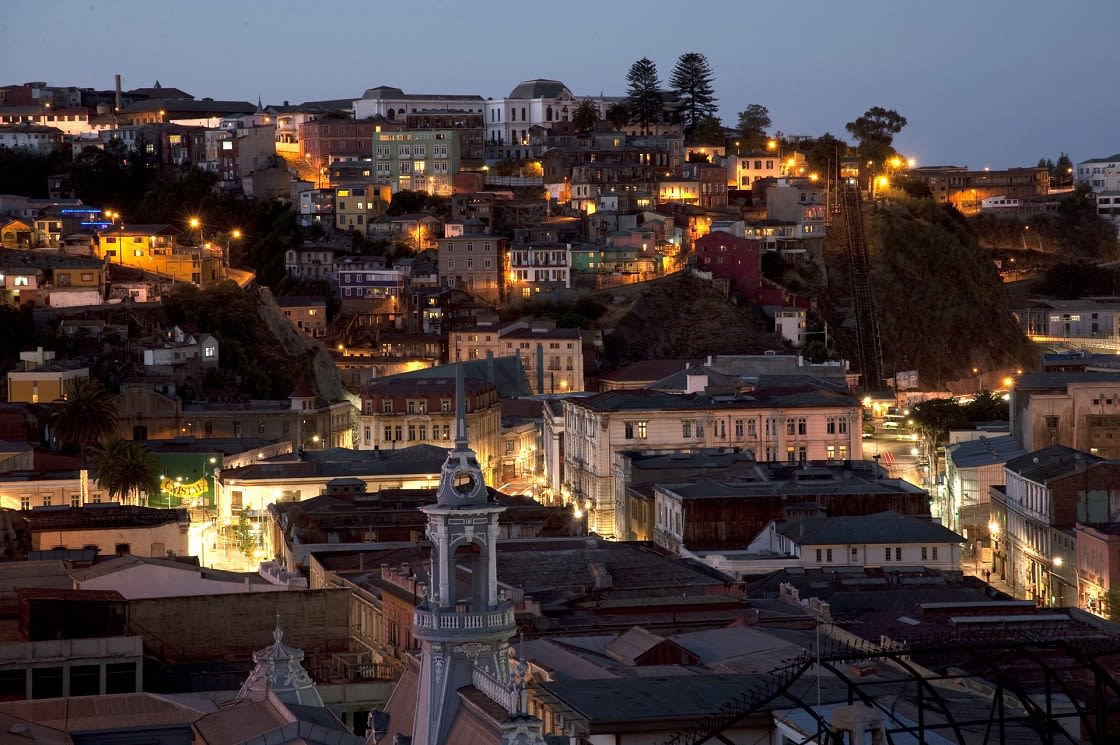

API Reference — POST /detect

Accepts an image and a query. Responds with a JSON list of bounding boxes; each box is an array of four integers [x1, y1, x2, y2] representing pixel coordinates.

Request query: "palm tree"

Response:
[[52, 378, 119, 466], [605, 102, 630, 131], [571, 99, 601, 132], [88, 438, 160, 506]]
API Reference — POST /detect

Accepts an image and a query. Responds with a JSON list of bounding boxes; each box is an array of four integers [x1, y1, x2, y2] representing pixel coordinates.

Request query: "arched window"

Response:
[[387, 108, 395, 120], [546, 106, 553, 122]]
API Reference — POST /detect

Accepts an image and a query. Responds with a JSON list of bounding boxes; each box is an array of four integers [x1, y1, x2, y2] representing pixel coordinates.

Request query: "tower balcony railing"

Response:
[[413, 603, 515, 633]]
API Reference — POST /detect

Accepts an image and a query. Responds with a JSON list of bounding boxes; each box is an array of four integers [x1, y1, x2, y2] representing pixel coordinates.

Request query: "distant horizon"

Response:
[[3, 0, 1117, 171]]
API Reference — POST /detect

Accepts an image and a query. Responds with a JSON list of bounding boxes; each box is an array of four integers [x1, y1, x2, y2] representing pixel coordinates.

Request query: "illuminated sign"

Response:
[[161, 476, 209, 500]]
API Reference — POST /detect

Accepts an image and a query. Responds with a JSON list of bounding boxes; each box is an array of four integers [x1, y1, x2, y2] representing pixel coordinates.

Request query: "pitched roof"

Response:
[[1004, 445, 1100, 482], [776, 511, 963, 546], [385, 357, 532, 399]]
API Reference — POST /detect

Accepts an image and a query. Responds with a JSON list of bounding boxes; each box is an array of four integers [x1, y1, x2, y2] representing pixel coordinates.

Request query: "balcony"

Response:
[[413, 604, 515, 636]]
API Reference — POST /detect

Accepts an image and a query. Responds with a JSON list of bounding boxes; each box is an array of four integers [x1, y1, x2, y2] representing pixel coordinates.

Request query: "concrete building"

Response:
[[449, 318, 584, 394], [436, 233, 508, 305], [1009, 371, 1120, 457], [735, 511, 963, 573], [652, 473, 930, 557], [373, 128, 461, 195], [989, 445, 1115, 606], [943, 434, 1026, 540], [5, 348, 88, 405], [25, 503, 189, 558], [509, 241, 572, 297], [357, 375, 500, 484], [559, 379, 862, 538], [275, 295, 328, 338]]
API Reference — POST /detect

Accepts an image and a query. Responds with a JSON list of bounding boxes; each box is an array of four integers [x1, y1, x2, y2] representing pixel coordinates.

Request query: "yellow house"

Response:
[[0, 218, 33, 248], [6, 348, 89, 404], [97, 224, 223, 284]]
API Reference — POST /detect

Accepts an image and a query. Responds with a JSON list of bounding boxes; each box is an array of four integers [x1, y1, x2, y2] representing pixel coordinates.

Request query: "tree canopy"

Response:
[[845, 106, 907, 164], [52, 378, 119, 463], [690, 116, 726, 147], [670, 52, 718, 135], [605, 101, 631, 130], [736, 104, 772, 151], [88, 438, 160, 506], [571, 99, 601, 131], [625, 57, 663, 134]]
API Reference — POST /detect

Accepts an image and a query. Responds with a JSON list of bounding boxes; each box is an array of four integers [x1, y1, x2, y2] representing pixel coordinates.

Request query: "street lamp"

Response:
[[1050, 556, 1064, 607], [225, 228, 242, 268]]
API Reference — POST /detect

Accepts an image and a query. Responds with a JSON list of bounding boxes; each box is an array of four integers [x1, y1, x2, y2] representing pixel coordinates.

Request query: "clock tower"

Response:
[[411, 363, 516, 745]]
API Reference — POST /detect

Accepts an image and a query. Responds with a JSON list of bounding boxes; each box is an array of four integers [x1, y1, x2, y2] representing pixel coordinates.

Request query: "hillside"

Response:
[[820, 198, 1032, 388], [598, 273, 789, 363]]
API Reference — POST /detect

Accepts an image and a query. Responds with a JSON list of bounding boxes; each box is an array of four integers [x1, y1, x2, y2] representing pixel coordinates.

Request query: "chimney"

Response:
[[114, 74, 122, 113]]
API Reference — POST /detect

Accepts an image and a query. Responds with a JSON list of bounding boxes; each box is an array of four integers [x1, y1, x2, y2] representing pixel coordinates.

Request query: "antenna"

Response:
[[455, 361, 469, 449]]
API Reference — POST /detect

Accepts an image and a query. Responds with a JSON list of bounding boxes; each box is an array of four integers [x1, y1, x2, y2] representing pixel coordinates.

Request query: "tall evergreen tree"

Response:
[[625, 57, 663, 135], [670, 52, 717, 135]]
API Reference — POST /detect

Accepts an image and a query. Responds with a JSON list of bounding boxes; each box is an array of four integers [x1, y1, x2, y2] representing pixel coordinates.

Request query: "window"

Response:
[[383, 399, 393, 413], [786, 418, 796, 436], [625, 420, 648, 439], [20, 496, 29, 510], [816, 549, 822, 562], [797, 418, 807, 435], [932, 547, 939, 560], [921, 547, 928, 560], [884, 547, 891, 561], [826, 548, 833, 562], [682, 421, 692, 438], [441, 399, 452, 413], [895, 547, 902, 561]]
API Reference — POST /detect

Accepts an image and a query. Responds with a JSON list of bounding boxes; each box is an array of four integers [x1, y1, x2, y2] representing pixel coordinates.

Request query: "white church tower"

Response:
[[411, 363, 517, 745]]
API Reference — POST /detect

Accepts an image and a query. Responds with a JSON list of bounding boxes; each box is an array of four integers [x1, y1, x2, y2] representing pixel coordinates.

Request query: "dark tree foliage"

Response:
[[1033, 262, 1120, 299], [670, 52, 718, 134], [736, 104, 772, 151], [386, 189, 432, 216], [869, 198, 1032, 386], [969, 185, 1118, 260], [605, 102, 631, 130], [625, 57, 663, 134], [0, 148, 70, 197], [800, 133, 850, 180], [845, 106, 907, 164], [690, 116, 726, 147], [163, 283, 295, 399], [571, 99, 601, 131], [0, 305, 37, 380]]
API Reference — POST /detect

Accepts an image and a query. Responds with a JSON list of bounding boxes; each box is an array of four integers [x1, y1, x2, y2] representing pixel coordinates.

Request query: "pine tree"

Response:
[[625, 57, 663, 135], [670, 52, 717, 135]]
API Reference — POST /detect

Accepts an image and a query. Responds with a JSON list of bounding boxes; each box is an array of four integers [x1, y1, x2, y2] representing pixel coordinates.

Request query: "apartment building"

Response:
[[449, 319, 584, 394], [558, 380, 862, 538]]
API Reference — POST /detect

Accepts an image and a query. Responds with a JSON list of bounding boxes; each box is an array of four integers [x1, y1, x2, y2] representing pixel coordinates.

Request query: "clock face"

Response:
[[453, 471, 478, 498]]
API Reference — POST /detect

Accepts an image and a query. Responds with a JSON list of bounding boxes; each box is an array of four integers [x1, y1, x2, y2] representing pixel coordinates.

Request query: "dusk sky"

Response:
[[4, 0, 1117, 169]]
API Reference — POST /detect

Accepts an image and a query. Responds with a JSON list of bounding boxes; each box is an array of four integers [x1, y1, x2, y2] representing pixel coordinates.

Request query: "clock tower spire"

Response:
[[411, 363, 516, 745]]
